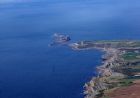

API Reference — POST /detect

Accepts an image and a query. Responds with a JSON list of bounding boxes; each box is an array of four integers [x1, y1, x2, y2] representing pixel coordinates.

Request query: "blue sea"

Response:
[[0, 0, 140, 98]]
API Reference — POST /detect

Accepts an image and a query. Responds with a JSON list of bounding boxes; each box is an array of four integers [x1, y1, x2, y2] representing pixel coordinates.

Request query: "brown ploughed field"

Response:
[[107, 80, 140, 98]]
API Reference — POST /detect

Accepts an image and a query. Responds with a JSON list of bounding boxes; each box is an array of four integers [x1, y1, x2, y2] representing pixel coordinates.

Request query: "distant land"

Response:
[[70, 40, 140, 98]]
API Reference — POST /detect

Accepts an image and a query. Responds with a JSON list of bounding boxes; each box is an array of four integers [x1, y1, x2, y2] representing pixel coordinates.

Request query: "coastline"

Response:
[[69, 40, 140, 98], [69, 42, 122, 98], [84, 48, 122, 98]]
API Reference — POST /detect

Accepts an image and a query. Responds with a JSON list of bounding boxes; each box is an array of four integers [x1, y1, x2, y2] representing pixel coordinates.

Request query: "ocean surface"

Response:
[[0, 0, 140, 98]]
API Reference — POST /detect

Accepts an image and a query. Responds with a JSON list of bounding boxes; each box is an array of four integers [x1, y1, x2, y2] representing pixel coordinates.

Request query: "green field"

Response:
[[122, 52, 140, 60]]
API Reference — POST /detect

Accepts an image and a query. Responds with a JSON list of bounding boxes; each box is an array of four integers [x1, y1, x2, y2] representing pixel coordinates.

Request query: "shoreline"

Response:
[[69, 43, 121, 98], [83, 48, 121, 98], [68, 41, 129, 98]]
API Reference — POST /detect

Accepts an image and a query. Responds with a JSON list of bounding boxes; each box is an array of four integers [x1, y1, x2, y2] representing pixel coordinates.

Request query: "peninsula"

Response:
[[70, 40, 140, 98]]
